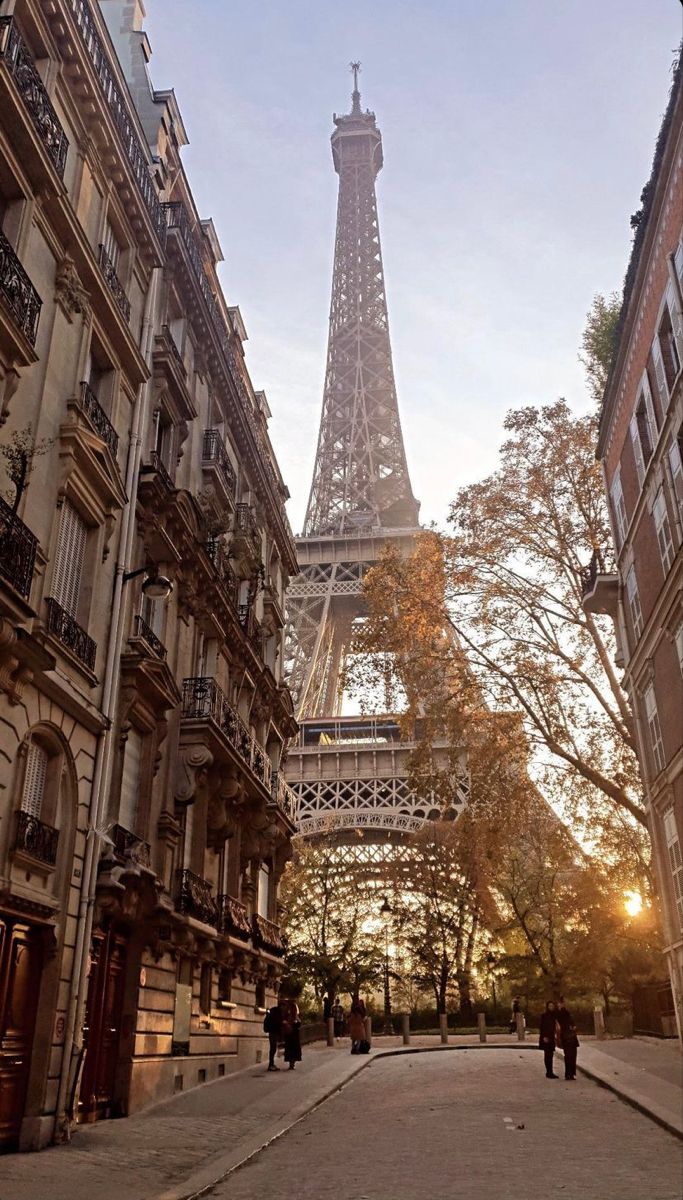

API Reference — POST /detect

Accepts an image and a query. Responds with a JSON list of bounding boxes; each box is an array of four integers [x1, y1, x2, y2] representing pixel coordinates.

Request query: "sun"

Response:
[[624, 890, 643, 918]]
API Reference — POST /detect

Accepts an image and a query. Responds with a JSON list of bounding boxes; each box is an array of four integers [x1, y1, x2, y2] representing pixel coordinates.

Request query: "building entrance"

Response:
[[0, 915, 43, 1151], [79, 924, 128, 1122]]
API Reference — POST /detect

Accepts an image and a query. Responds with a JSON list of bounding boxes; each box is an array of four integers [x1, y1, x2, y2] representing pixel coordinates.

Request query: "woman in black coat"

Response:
[[557, 996, 579, 1080], [538, 1000, 559, 1078]]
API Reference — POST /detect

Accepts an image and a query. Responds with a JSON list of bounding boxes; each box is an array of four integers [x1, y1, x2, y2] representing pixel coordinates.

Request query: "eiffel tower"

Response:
[[285, 68, 467, 861]]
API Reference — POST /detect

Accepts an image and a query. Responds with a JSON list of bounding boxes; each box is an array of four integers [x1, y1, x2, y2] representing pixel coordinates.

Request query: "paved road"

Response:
[[221, 1049, 682, 1200]]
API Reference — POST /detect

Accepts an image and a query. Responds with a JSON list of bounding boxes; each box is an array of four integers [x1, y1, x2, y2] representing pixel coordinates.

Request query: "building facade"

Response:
[[585, 52, 683, 1040], [0, 0, 298, 1151]]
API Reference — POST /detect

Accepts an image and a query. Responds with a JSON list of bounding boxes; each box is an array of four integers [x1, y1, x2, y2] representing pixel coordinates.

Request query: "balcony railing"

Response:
[[79, 380, 119, 457], [175, 868, 217, 926], [0, 496, 37, 599], [111, 822, 150, 866], [181, 676, 272, 791], [205, 538, 238, 605], [202, 428, 236, 496], [0, 17, 69, 179], [217, 894, 252, 941], [237, 604, 263, 655], [270, 772, 298, 823], [45, 597, 96, 671], [141, 451, 175, 491], [98, 244, 130, 322], [0, 228, 41, 346], [251, 913, 285, 956], [134, 614, 167, 660], [66, 0, 165, 241], [580, 550, 599, 597], [160, 324, 185, 371], [14, 809, 59, 866]]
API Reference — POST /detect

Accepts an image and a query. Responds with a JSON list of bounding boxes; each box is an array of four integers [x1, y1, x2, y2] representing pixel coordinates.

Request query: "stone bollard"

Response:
[[365, 1015, 373, 1048], [439, 1013, 448, 1044], [327, 1018, 335, 1046], [516, 1012, 526, 1042], [401, 1013, 411, 1045], [477, 1012, 487, 1043], [593, 1007, 606, 1040]]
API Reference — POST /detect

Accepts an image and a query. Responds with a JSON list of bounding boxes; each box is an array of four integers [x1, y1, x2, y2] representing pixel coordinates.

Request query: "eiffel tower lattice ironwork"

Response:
[[285, 68, 468, 844]]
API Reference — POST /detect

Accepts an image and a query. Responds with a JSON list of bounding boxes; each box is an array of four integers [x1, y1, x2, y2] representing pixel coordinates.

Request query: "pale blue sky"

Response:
[[142, 1, 682, 532]]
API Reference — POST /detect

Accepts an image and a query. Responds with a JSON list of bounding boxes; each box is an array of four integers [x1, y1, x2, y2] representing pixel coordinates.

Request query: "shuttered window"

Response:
[[102, 221, 120, 271], [119, 727, 143, 833], [663, 809, 683, 931], [652, 487, 674, 574], [665, 281, 683, 367], [52, 500, 87, 618], [21, 740, 48, 818], [668, 435, 683, 521], [610, 469, 628, 548], [625, 565, 643, 639], [644, 683, 665, 776]]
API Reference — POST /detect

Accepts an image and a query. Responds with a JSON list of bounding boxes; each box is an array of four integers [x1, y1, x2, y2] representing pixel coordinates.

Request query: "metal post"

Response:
[[439, 1013, 448, 1044], [327, 1018, 335, 1046], [593, 1007, 606, 1040], [401, 1012, 410, 1045], [364, 1015, 372, 1048], [477, 1012, 487, 1043], [516, 1012, 526, 1042]]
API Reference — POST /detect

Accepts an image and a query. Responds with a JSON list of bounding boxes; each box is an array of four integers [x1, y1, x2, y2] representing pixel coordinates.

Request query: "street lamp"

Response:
[[379, 895, 394, 1036]]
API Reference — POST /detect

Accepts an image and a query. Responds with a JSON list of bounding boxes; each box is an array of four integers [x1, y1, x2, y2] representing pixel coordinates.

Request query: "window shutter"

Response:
[[52, 500, 87, 617], [669, 439, 683, 514], [21, 740, 48, 818], [667, 281, 683, 362], [675, 242, 683, 293], [640, 370, 658, 441], [651, 336, 669, 409], [103, 221, 120, 270], [629, 414, 645, 486], [119, 727, 143, 832]]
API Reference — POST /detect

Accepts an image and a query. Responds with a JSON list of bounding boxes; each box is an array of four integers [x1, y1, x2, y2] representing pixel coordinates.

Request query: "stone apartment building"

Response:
[[0, 0, 298, 1151], [584, 51, 683, 1040]]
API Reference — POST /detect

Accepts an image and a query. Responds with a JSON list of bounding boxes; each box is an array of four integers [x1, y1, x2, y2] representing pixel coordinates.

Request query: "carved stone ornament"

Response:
[[0, 618, 33, 704], [175, 743, 213, 805], [54, 254, 91, 322]]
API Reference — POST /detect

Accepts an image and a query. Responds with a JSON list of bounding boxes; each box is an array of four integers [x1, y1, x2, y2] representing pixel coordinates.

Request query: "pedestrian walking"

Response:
[[281, 997, 302, 1070], [264, 998, 283, 1072], [538, 1000, 559, 1078], [332, 996, 345, 1038], [348, 999, 368, 1054], [556, 996, 580, 1080], [509, 996, 521, 1034]]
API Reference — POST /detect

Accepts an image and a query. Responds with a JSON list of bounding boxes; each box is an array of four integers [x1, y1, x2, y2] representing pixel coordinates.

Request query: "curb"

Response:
[[573, 1061, 683, 1141]]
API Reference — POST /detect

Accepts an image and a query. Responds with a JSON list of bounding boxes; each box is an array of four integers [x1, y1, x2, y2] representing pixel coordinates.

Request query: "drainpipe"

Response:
[[54, 266, 161, 1138]]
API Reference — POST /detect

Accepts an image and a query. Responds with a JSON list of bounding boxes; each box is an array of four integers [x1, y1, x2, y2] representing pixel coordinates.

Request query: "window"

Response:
[[644, 682, 665, 776], [199, 963, 213, 1016], [625, 565, 643, 639], [254, 980, 266, 1010], [152, 408, 174, 475], [217, 969, 233, 1005], [663, 809, 683, 931], [21, 739, 48, 818], [52, 499, 87, 618], [668, 430, 683, 521], [257, 863, 270, 918], [652, 297, 682, 408], [652, 487, 675, 574], [102, 220, 121, 272], [610, 468, 628, 548], [119, 727, 143, 833], [675, 623, 683, 678]]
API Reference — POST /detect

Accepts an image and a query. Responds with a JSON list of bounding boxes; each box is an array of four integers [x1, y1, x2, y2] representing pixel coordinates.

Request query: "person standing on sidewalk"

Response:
[[281, 997, 302, 1070], [332, 996, 345, 1038], [348, 999, 367, 1054], [557, 996, 579, 1080], [538, 1000, 559, 1078], [264, 998, 284, 1071], [509, 997, 521, 1034]]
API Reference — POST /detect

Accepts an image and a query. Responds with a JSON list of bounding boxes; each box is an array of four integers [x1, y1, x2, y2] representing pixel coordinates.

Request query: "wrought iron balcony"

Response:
[[98, 244, 130, 322], [202, 429, 236, 497], [251, 913, 285, 956], [66, 0, 165, 241], [181, 676, 272, 791], [270, 772, 298, 823], [14, 809, 59, 866], [0, 496, 37, 599], [134, 614, 167, 660], [111, 822, 151, 867], [205, 538, 238, 605], [175, 868, 218, 926], [580, 550, 599, 598], [160, 324, 185, 371], [237, 604, 263, 655], [234, 503, 260, 550], [45, 597, 96, 671], [0, 228, 41, 346], [141, 451, 175, 491], [217, 894, 252, 941], [0, 17, 69, 179], [79, 381, 118, 457]]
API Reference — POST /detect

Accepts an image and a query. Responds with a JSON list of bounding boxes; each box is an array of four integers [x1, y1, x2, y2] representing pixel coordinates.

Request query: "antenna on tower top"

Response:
[[350, 61, 361, 114]]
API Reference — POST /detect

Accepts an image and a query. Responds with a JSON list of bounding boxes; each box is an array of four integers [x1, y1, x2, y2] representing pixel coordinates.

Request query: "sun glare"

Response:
[[624, 890, 643, 917]]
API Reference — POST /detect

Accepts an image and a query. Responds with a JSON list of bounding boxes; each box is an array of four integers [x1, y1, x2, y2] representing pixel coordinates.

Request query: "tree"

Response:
[[579, 292, 621, 404], [0, 425, 52, 518]]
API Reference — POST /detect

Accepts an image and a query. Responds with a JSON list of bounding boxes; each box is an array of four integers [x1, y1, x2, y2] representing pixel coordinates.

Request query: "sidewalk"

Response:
[[0, 1034, 679, 1200]]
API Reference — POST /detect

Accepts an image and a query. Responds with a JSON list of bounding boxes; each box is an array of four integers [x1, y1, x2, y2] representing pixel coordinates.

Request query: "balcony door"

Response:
[[79, 924, 128, 1122], [0, 916, 42, 1151]]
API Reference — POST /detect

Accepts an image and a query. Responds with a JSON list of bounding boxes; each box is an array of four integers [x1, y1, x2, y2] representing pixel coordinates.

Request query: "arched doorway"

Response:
[[0, 918, 43, 1150]]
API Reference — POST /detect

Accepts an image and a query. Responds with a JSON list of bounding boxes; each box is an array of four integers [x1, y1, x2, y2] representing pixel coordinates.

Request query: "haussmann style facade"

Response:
[[584, 51, 683, 1041], [0, 0, 299, 1151]]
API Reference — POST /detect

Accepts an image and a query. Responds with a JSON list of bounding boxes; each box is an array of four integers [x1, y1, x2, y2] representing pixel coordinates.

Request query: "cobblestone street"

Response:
[[220, 1050, 683, 1200]]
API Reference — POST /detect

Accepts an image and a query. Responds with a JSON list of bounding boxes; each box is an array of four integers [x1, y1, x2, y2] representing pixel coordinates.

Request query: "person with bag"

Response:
[[281, 996, 302, 1070], [538, 999, 559, 1078], [264, 998, 283, 1072], [348, 999, 368, 1054], [556, 996, 580, 1080]]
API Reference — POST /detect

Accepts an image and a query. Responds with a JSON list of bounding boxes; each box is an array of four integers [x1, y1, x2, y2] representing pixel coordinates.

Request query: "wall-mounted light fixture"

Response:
[[122, 565, 174, 601]]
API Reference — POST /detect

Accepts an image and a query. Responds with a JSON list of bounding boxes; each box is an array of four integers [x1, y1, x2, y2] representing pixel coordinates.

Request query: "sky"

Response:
[[142, 0, 683, 534]]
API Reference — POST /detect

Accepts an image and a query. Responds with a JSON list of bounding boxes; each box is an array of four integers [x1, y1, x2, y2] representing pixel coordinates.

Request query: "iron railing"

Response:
[[66, 0, 165, 241], [141, 450, 174, 491], [270, 772, 298, 822], [0, 496, 37, 599], [0, 228, 41, 346], [237, 604, 262, 655], [111, 822, 151, 866], [134, 614, 166, 660], [251, 913, 285, 956], [204, 538, 238, 605], [175, 868, 217, 926], [181, 676, 272, 790], [45, 597, 96, 671], [0, 17, 69, 178], [14, 809, 59, 865], [234, 503, 260, 550], [217, 894, 252, 940], [98, 243, 130, 322], [580, 550, 600, 597], [202, 428, 236, 496], [79, 380, 118, 457], [160, 324, 185, 371]]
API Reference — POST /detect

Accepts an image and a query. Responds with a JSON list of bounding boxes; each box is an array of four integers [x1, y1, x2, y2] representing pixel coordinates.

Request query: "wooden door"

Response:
[[0, 917, 42, 1151], [79, 925, 128, 1122]]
